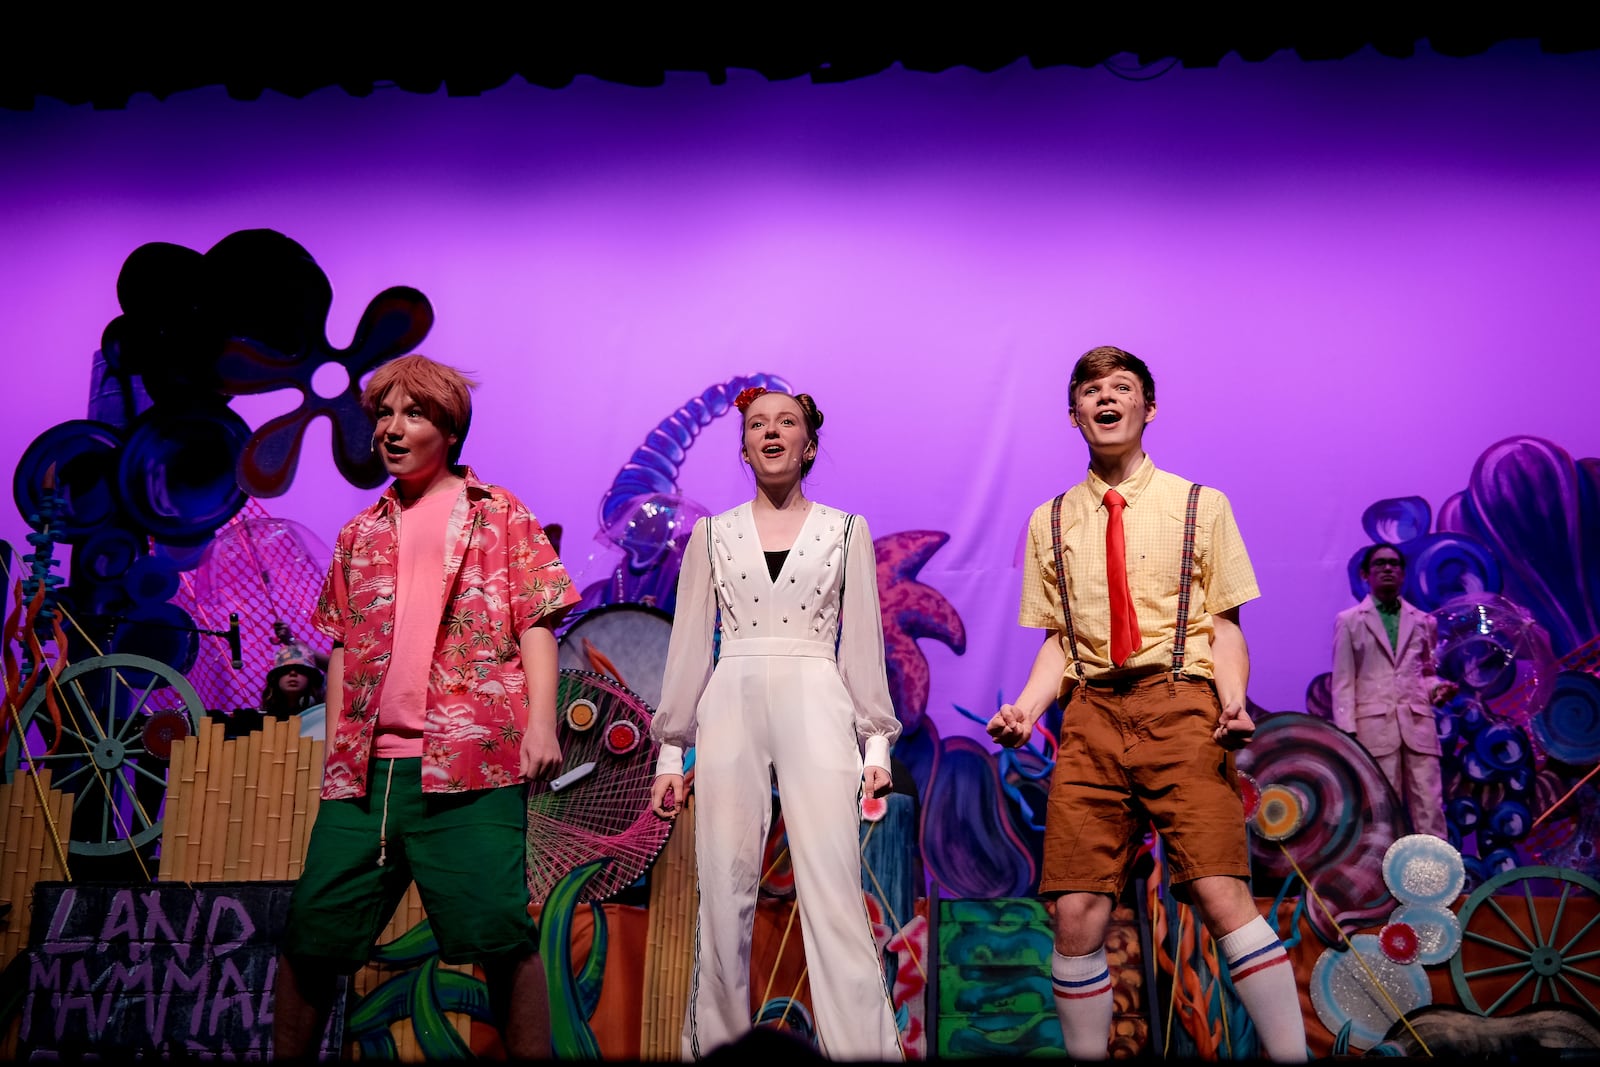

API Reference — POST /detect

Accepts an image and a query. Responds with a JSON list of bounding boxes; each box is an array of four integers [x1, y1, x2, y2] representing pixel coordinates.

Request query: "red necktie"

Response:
[[1104, 488, 1140, 666]]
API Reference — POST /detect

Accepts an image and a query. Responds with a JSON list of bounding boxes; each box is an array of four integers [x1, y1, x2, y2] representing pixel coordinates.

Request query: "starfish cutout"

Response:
[[875, 529, 967, 733]]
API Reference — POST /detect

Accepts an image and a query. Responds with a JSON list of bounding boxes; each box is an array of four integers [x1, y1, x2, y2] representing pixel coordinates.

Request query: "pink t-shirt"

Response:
[[373, 487, 459, 758]]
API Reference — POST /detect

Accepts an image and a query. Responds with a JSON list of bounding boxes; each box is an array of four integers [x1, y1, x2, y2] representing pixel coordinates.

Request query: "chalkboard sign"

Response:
[[20, 882, 345, 1059]]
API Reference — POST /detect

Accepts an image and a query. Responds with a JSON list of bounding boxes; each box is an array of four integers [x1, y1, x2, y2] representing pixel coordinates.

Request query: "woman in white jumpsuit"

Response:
[[649, 388, 903, 1061]]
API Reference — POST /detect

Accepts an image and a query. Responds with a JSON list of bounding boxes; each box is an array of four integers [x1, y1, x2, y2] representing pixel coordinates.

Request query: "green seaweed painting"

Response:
[[343, 860, 612, 1059]]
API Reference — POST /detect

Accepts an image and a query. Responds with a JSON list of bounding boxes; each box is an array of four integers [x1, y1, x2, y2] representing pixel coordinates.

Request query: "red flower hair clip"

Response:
[[733, 386, 769, 412]]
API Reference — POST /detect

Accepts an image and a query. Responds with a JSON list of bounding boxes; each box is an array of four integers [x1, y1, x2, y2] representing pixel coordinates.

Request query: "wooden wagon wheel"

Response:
[[1449, 865, 1600, 1016], [4, 653, 201, 856]]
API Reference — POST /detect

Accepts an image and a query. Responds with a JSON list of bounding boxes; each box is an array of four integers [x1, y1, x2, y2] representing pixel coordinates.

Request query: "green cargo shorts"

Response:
[[283, 758, 536, 970]]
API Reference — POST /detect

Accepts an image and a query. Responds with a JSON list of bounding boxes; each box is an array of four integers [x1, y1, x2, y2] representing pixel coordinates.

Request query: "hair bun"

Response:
[[795, 393, 824, 430]]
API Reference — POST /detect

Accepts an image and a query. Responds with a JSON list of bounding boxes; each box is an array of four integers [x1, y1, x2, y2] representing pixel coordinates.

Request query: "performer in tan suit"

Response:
[[1331, 543, 1456, 838]]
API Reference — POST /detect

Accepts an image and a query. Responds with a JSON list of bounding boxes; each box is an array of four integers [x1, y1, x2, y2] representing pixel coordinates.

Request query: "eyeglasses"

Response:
[[1367, 559, 1404, 570]]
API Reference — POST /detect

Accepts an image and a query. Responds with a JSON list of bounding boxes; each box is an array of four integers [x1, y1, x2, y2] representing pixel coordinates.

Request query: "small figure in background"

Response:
[[272, 618, 329, 673], [1332, 543, 1456, 838], [261, 641, 325, 722], [208, 623, 329, 739]]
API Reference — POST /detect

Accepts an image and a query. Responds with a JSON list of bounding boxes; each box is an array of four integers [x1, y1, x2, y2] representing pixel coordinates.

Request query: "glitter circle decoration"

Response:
[[565, 698, 598, 732], [1382, 834, 1466, 907], [1309, 935, 1431, 1051], [1390, 903, 1462, 966], [1379, 922, 1420, 964], [603, 717, 642, 755], [1251, 783, 1306, 841]]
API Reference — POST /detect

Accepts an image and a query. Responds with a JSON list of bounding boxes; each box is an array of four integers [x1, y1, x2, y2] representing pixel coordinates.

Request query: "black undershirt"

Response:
[[764, 549, 789, 582]]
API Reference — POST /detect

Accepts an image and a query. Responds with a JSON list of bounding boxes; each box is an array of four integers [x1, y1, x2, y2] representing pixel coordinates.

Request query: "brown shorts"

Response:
[[1039, 675, 1248, 897]]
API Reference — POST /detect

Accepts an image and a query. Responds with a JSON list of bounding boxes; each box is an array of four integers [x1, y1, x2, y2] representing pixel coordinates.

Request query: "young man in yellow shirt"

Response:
[[989, 346, 1305, 1061]]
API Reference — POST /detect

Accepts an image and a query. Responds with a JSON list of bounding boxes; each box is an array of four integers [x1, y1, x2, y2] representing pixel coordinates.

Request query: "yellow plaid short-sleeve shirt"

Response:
[[1019, 455, 1259, 688]]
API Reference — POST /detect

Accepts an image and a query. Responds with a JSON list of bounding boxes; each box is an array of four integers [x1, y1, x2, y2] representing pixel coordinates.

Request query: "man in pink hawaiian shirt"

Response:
[[274, 355, 579, 1059]]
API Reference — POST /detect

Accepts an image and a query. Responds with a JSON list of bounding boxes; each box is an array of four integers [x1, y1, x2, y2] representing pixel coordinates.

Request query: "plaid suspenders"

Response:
[[1171, 483, 1204, 676], [1049, 482, 1205, 679], [1048, 493, 1087, 685]]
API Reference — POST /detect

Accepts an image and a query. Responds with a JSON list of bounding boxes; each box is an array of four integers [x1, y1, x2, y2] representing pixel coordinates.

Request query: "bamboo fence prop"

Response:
[[145, 717, 495, 1062], [250, 719, 276, 877], [156, 718, 490, 1060], [640, 795, 698, 1058], [157, 715, 323, 883], [1, 770, 73, 1054], [1, 770, 73, 962]]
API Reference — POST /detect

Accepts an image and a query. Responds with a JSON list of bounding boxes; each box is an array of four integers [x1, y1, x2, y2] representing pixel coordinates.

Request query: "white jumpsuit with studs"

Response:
[[653, 502, 903, 1061]]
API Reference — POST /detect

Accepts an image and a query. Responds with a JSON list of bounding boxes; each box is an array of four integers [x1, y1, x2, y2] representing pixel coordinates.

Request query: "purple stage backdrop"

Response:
[[3, 42, 1598, 744]]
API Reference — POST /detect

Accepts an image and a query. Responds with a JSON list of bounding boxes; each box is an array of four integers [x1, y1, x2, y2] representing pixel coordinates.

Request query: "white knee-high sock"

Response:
[[1217, 917, 1306, 1062], [1051, 949, 1113, 1060]]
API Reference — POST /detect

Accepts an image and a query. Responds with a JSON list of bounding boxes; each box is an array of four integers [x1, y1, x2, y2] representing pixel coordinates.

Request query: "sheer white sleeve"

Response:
[[651, 517, 715, 778], [836, 515, 902, 772]]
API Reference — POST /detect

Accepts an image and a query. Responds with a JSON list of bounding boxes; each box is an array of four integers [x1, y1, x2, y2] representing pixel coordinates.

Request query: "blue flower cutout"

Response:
[[217, 285, 433, 497], [1347, 495, 1501, 610]]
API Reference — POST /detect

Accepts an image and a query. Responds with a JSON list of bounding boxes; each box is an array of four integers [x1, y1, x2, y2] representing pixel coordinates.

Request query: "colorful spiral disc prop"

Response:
[[1309, 934, 1431, 1051], [526, 670, 670, 903], [602, 717, 642, 755], [1379, 921, 1421, 964], [1382, 834, 1466, 907], [564, 698, 598, 732], [1252, 783, 1306, 841], [861, 793, 889, 823], [1239, 713, 1412, 945], [1536, 672, 1600, 765], [1390, 903, 1462, 966]]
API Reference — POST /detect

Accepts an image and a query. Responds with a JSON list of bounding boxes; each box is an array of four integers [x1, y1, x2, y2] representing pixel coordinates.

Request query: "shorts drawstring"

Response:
[[377, 758, 396, 866]]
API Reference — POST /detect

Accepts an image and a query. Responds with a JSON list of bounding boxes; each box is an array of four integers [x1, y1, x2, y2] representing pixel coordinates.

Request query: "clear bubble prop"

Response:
[[194, 517, 330, 615], [600, 492, 708, 571], [1433, 593, 1556, 723]]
